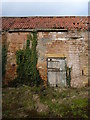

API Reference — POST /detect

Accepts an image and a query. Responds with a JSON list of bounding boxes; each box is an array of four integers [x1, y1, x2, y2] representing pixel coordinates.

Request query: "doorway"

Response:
[[47, 58, 66, 87]]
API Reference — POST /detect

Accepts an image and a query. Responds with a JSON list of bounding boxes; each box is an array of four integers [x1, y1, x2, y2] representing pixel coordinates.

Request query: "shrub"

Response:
[[14, 31, 42, 86]]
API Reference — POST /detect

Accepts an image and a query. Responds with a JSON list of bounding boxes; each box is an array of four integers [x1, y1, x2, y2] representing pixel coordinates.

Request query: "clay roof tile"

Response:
[[2, 16, 88, 30]]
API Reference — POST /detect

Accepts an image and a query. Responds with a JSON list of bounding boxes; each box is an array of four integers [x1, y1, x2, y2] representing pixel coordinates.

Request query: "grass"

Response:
[[2, 85, 89, 118]]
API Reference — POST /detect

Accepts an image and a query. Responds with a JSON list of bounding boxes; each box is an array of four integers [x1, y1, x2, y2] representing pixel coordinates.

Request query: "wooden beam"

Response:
[[45, 54, 66, 58], [8, 28, 68, 33]]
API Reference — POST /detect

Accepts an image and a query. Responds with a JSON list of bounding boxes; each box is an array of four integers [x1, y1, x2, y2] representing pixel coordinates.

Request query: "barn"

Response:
[[2, 16, 88, 87]]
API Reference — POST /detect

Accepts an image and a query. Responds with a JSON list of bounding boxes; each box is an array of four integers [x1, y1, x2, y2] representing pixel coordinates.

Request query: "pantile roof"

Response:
[[2, 16, 89, 31]]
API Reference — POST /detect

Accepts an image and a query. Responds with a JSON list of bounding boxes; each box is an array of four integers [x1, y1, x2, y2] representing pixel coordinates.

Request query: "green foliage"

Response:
[[30, 32, 41, 85], [15, 31, 42, 86], [66, 66, 71, 87], [2, 44, 7, 77], [3, 85, 88, 118], [70, 98, 88, 118]]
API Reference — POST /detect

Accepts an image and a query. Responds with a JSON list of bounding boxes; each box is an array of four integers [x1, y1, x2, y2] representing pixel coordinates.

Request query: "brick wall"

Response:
[[2, 30, 88, 87], [2, 32, 29, 84], [37, 31, 88, 87]]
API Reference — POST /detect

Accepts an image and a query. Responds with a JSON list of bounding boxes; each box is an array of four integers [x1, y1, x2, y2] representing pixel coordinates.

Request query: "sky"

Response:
[[1, 0, 90, 17]]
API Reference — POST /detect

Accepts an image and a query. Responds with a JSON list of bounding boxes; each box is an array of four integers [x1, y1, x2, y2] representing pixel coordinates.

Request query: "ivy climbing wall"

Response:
[[2, 30, 88, 87]]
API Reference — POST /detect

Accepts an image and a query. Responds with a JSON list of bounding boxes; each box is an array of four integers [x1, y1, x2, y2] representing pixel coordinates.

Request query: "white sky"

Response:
[[0, 0, 90, 16], [1, 0, 89, 2]]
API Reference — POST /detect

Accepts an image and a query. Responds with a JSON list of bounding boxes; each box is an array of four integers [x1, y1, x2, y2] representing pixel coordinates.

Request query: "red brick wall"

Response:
[[3, 32, 29, 84], [2, 31, 88, 87], [37, 31, 88, 87]]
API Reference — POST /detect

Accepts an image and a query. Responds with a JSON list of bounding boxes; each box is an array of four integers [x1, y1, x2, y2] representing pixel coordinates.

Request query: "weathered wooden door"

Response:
[[47, 58, 66, 87]]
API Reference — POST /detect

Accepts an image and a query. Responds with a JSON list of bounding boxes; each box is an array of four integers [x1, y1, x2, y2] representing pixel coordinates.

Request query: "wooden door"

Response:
[[47, 58, 66, 87]]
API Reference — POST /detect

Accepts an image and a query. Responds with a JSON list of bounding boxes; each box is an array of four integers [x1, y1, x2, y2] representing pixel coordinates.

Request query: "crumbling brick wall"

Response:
[[2, 32, 30, 84], [37, 31, 88, 87], [2, 30, 88, 87]]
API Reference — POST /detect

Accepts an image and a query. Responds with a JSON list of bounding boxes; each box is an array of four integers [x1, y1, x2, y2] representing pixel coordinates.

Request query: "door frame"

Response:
[[47, 57, 66, 87]]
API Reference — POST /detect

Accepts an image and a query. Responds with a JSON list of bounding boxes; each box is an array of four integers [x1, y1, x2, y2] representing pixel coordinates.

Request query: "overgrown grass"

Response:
[[39, 87, 88, 118], [2, 85, 89, 118]]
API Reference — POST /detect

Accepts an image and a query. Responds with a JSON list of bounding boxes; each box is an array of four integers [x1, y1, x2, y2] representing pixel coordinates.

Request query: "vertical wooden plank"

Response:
[[48, 71, 56, 87], [59, 59, 66, 86]]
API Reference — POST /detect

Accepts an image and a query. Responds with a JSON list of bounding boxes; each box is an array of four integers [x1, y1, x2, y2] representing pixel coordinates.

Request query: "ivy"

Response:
[[15, 31, 42, 86], [66, 66, 71, 87], [2, 44, 7, 77]]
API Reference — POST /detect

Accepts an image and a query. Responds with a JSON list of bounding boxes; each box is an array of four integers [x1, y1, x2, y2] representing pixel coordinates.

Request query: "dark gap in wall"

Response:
[[82, 70, 84, 76], [38, 29, 68, 32], [8, 29, 68, 33], [12, 64, 15, 67]]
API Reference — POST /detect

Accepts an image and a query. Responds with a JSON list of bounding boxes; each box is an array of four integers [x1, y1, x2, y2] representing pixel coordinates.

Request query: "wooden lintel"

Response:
[[8, 28, 68, 33], [45, 54, 66, 58]]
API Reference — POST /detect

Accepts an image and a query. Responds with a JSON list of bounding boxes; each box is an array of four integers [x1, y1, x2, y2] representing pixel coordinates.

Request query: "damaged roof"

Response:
[[2, 16, 89, 31]]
